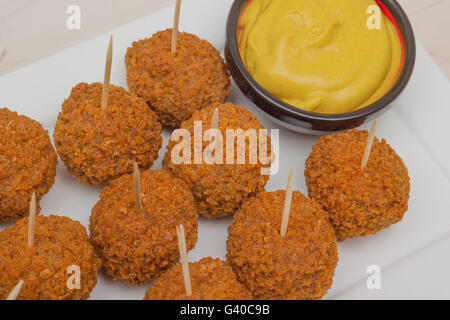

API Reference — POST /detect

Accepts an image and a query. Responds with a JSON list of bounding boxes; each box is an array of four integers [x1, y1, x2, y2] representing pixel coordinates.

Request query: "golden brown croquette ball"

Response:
[[89, 169, 198, 285], [163, 102, 272, 219], [125, 29, 230, 127], [0, 215, 101, 300], [304, 129, 410, 241], [144, 257, 252, 300], [227, 190, 338, 300], [54, 82, 162, 186], [0, 108, 57, 221]]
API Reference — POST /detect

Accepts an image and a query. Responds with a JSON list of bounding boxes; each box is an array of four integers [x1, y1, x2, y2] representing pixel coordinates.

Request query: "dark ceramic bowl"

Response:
[[225, 0, 416, 135]]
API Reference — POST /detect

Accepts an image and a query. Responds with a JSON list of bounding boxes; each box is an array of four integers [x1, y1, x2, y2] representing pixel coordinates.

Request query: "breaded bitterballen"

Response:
[[125, 29, 230, 127], [0, 215, 101, 300], [144, 257, 252, 300], [0, 108, 57, 221], [304, 129, 410, 241], [163, 102, 272, 218], [89, 169, 198, 284], [227, 190, 338, 300], [54, 82, 162, 186]]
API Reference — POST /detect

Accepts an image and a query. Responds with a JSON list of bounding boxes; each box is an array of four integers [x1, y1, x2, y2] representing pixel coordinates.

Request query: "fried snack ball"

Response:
[[125, 29, 230, 127], [0, 108, 57, 221], [304, 129, 410, 241], [144, 257, 252, 300], [90, 169, 198, 284], [54, 82, 162, 186], [227, 190, 338, 300], [163, 102, 272, 218], [0, 215, 101, 300]]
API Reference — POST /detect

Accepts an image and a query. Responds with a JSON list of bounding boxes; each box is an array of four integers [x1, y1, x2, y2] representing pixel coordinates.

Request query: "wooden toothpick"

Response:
[[133, 161, 143, 215], [0, 45, 7, 64], [361, 119, 378, 170], [27, 192, 36, 247], [6, 280, 24, 300], [211, 107, 219, 130], [101, 35, 113, 111], [280, 167, 294, 238], [176, 224, 192, 296], [171, 0, 182, 54]]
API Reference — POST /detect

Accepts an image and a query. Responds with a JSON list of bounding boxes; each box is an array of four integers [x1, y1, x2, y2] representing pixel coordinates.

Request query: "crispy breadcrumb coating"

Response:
[[0, 215, 101, 300], [163, 102, 271, 218], [54, 82, 162, 186], [305, 129, 410, 241], [0, 108, 57, 221], [144, 257, 252, 300], [125, 29, 230, 127], [89, 169, 198, 284], [227, 190, 338, 300]]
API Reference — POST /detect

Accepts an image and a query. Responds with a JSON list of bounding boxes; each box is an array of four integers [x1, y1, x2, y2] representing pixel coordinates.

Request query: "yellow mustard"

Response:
[[238, 0, 402, 114]]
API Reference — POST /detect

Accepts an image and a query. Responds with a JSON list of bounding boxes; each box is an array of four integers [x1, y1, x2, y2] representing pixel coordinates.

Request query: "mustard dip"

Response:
[[238, 0, 402, 114]]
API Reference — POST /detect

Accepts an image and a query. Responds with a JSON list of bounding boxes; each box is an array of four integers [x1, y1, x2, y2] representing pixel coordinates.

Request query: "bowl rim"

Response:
[[226, 0, 416, 123]]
